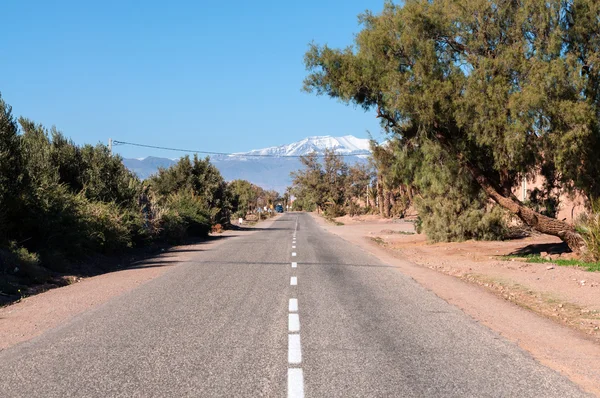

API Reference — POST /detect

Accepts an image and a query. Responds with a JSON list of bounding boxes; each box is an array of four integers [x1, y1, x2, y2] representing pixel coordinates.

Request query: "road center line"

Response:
[[290, 276, 297, 286], [288, 334, 302, 364], [292, 252, 297, 257], [291, 262, 297, 268], [288, 313, 300, 332], [287, 368, 304, 398], [292, 245, 296, 249], [289, 298, 298, 312]]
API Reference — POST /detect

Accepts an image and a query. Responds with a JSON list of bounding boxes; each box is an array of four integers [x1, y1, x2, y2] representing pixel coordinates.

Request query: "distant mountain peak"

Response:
[[122, 134, 372, 191], [237, 135, 371, 157]]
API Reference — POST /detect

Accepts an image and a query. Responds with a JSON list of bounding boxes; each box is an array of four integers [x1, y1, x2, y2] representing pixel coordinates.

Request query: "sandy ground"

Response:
[[0, 218, 277, 351], [315, 213, 600, 396]]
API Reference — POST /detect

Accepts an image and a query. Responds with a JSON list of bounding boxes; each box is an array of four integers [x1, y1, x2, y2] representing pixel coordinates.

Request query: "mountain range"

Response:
[[122, 135, 372, 193]]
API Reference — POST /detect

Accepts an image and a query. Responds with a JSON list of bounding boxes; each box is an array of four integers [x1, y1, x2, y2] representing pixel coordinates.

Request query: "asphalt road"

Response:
[[0, 213, 590, 397]]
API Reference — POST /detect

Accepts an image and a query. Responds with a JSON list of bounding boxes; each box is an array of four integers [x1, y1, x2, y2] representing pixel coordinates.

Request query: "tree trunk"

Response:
[[467, 164, 586, 253], [368, 188, 376, 208], [377, 176, 384, 216], [383, 190, 391, 218]]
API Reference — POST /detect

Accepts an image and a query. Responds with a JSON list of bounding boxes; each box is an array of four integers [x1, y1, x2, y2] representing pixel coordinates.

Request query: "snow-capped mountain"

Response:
[[123, 135, 373, 192], [238, 135, 371, 157]]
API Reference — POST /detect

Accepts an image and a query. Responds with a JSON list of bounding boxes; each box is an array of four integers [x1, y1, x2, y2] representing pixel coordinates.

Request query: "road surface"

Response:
[[0, 213, 590, 397]]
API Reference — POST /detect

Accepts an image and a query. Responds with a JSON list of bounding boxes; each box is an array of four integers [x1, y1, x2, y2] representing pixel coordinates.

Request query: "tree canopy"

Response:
[[304, 0, 600, 252]]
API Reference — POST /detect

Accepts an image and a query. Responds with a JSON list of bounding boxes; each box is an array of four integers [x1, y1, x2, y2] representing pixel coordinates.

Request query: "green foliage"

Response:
[[304, 0, 600, 246], [411, 140, 507, 242], [290, 150, 372, 215], [227, 179, 278, 218], [164, 191, 211, 239], [0, 96, 25, 242], [0, 92, 275, 291], [150, 155, 231, 225], [370, 137, 507, 241], [2, 242, 46, 284], [502, 254, 600, 272], [76, 198, 134, 254], [576, 200, 600, 261]]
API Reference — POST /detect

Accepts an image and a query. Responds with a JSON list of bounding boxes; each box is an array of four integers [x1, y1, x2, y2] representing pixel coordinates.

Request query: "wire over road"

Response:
[[112, 140, 370, 158]]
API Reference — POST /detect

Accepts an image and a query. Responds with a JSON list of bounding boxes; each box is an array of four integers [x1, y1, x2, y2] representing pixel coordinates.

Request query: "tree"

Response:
[[229, 179, 257, 216], [346, 162, 373, 215], [0, 95, 25, 242], [150, 155, 231, 225], [304, 0, 600, 253], [290, 153, 326, 211]]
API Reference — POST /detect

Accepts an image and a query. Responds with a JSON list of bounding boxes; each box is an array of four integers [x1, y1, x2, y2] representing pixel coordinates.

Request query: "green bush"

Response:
[[18, 184, 137, 265], [76, 198, 133, 254], [324, 202, 345, 218], [233, 210, 246, 220], [576, 200, 600, 261], [417, 196, 507, 242], [159, 210, 187, 244], [1, 242, 48, 284], [163, 191, 211, 239]]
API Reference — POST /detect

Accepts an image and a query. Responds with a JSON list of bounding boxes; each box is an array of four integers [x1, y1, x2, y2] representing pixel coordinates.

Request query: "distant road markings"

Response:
[[289, 314, 300, 332], [288, 369, 304, 398], [288, 334, 302, 364], [288, 216, 304, 398], [289, 298, 298, 312]]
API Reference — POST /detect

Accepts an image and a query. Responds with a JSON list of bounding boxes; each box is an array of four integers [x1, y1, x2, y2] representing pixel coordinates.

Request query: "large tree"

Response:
[[304, 0, 600, 253]]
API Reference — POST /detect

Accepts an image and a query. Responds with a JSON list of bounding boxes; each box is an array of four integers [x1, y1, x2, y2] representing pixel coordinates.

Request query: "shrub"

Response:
[[164, 191, 211, 239], [576, 199, 600, 261], [159, 210, 187, 244], [233, 210, 246, 220], [324, 202, 345, 218], [1, 242, 48, 284], [76, 198, 133, 254], [416, 197, 507, 242]]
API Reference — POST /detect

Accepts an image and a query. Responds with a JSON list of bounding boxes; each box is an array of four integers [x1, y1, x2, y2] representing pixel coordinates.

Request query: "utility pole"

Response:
[[108, 138, 113, 156]]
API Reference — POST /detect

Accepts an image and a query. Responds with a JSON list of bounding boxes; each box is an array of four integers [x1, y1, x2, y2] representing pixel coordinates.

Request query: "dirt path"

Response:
[[0, 219, 276, 351], [314, 213, 600, 397]]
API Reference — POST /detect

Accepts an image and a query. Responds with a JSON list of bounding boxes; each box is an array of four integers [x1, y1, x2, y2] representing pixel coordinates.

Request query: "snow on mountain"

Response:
[[237, 135, 372, 157], [123, 135, 373, 192]]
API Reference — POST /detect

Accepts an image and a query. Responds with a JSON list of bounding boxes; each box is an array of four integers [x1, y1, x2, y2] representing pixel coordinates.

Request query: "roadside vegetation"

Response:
[[0, 94, 280, 298], [501, 254, 600, 272], [290, 150, 372, 217], [300, 0, 600, 259]]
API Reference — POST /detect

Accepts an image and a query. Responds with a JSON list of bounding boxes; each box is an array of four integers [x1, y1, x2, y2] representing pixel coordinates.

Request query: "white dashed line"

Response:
[[288, 368, 304, 398], [289, 298, 298, 312], [289, 313, 300, 332], [288, 334, 302, 364], [288, 216, 304, 398]]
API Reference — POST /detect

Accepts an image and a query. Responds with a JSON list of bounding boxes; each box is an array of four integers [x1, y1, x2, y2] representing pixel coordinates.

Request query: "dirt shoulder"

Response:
[[314, 213, 600, 396], [0, 217, 278, 352]]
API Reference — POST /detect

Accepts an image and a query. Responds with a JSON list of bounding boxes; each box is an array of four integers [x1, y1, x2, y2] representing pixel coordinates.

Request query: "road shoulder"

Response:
[[312, 213, 600, 396], [0, 217, 279, 351]]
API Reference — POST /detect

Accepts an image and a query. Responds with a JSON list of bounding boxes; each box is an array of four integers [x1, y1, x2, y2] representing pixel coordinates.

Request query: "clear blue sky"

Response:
[[1, 0, 387, 159]]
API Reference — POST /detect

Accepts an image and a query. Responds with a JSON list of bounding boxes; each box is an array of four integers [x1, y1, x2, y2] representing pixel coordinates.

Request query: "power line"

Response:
[[112, 140, 370, 158]]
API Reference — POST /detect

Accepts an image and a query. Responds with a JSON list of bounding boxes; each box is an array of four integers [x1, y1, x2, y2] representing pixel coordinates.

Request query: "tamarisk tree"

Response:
[[304, 0, 600, 253]]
